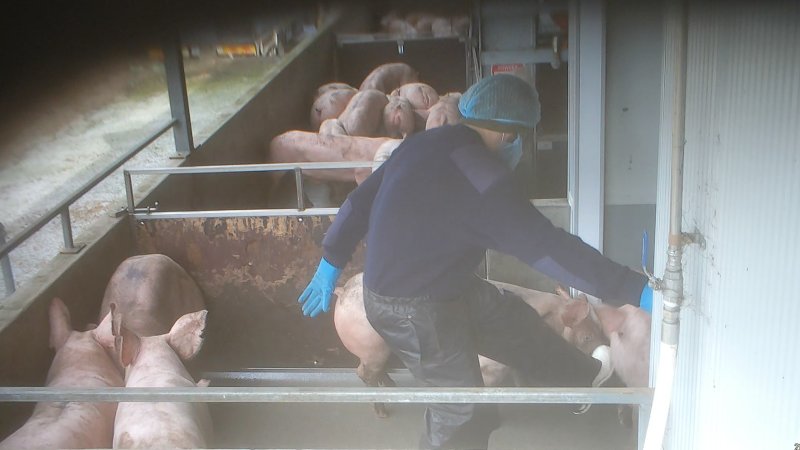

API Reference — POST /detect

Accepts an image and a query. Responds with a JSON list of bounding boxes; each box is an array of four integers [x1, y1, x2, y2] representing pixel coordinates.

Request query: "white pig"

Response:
[[359, 62, 419, 94], [109, 306, 212, 448], [0, 298, 123, 450], [594, 303, 651, 388], [99, 254, 205, 337]]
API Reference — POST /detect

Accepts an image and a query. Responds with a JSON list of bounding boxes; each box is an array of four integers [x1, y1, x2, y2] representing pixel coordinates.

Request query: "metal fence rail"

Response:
[[0, 118, 178, 262], [124, 161, 376, 220], [0, 33, 193, 297], [0, 386, 653, 405]]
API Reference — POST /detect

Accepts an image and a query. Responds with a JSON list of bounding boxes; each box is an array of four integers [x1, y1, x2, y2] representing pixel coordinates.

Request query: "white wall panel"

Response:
[[658, 2, 800, 449]]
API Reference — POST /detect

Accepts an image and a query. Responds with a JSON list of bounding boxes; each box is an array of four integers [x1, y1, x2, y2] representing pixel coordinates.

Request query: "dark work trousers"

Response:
[[363, 275, 601, 450]]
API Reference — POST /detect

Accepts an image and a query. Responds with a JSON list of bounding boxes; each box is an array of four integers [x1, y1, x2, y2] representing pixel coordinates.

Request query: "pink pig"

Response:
[[99, 254, 206, 337], [359, 62, 419, 94], [594, 303, 651, 388], [0, 298, 123, 449], [109, 305, 213, 448], [338, 89, 390, 137]]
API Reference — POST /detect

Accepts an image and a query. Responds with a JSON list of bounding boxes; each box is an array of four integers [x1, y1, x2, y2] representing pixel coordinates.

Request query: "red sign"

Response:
[[491, 63, 524, 75]]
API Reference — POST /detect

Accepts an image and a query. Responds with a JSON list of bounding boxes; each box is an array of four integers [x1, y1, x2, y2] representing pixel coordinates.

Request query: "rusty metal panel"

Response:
[[133, 216, 365, 371]]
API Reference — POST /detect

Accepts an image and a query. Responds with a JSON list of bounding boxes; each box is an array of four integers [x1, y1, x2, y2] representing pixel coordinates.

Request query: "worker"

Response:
[[299, 73, 652, 450]]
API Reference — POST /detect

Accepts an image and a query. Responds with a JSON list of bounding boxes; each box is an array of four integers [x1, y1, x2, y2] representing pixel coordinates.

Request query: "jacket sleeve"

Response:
[[464, 178, 647, 306], [321, 164, 385, 269]]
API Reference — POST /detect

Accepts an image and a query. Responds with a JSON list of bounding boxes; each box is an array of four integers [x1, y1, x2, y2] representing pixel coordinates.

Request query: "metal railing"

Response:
[[0, 385, 652, 406], [0, 33, 193, 297], [124, 161, 376, 220]]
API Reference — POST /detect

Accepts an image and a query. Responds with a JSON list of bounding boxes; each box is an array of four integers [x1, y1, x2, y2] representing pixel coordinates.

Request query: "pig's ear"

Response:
[[49, 297, 72, 351], [554, 285, 571, 299], [93, 312, 115, 350], [560, 299, 590, 328], [168, 310, 208, 361], [117, 324, 140, 368]]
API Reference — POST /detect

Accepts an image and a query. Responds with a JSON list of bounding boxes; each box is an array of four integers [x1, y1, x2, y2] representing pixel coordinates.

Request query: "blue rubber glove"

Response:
[[639, 284, 653, 314], [298, 258, 342, 317]]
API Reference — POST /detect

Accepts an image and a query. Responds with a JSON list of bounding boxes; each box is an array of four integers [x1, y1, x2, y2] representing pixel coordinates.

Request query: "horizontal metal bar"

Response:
[[0, 119, 177, 259], [133, 208, 340, 220], [0, 386, 653, 405], [481, 49, 568, 65], [337, 34, 464, 45], [203, 368, 417, 386], [126, 161, 374, 176]]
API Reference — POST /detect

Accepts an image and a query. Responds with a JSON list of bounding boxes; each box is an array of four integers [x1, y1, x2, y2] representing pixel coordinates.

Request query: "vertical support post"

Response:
[[0, 222, 15, 296], [163, 32, 194, 157], [294, 168, 305, 211], [124, 170, 135, 213], [59, 208, 84, 254], [568, 0, 606, 252]]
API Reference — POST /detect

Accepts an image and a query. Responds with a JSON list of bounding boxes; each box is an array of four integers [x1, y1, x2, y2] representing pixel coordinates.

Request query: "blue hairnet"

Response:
[[458, 74, 541, 131]]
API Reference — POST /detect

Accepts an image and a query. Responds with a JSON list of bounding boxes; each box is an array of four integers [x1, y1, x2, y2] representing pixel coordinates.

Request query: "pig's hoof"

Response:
[[374, 403, 390, 418], [618, 405, 634, 428]]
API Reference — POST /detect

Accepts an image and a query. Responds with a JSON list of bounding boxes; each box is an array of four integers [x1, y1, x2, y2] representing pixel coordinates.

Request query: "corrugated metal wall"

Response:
[[656, 2, 800, 449]]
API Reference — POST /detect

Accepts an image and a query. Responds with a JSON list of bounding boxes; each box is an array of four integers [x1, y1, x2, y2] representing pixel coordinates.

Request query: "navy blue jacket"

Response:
[[323, 124, 646, 306]]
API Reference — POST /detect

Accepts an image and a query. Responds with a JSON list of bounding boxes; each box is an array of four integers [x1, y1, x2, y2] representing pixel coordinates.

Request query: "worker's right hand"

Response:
[[298, 258, 342, 318], [639, 285, 653, 314]]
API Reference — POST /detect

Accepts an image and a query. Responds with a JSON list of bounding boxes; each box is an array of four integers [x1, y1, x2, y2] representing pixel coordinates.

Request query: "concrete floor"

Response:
[[202, 370, 639, 449], [210, 402, 638, 449]]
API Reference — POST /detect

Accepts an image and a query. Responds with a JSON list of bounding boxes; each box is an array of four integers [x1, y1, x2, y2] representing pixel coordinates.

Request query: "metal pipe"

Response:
[[125, 161, 375, 176], [163, 31, 194, 157], [132, 208, 341, 221], [124, 170, 135, 213], [0, 119, 176, 260], [0, 222, 14, 296], [644, 1, 689, 449], [0, 386, 653, 405], [59, 208, 78, 252], [294, 167, 305, 211]]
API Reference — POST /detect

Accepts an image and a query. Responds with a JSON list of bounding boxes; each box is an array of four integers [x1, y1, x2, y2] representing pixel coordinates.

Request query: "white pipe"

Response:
[[643, 1, 689, 449], [644, 344, 677, 450]]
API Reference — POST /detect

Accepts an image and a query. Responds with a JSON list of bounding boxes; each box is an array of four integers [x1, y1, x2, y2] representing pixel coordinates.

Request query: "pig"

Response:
[[338, 89, 390, 137], [319, 117, 348, 136], [333, 273, 396, 418], [491, 281, 607, 357], [359, 62, 419, 94], [332, 273, 607, 417], [315, 82, 355, 100], [310, 87, 357, 131], [372, 139, 403, 172], [268, 130, 394, 185], [594, 302, 652, 427], [431, 16, 470, 37], [109, 305, 213, 448], [425, 92, 462, 130], [390, 82, 439, 111], [382, 96, 416, 138], [0, 298, 123, 450], [99, 253, 205, 337], [594, 303, 651, 388]]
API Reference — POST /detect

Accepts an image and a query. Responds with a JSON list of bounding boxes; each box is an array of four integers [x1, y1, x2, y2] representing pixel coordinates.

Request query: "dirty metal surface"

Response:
[[133, 216, 368, 372]]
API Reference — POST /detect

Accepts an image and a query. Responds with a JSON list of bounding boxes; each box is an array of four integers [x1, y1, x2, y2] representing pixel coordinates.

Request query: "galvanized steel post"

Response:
[[0, 222, 14, 296], [163, 31, 194, 157]]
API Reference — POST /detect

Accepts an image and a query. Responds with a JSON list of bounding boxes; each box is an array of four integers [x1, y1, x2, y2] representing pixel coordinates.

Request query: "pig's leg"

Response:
[[304, 179, 332, 207], [356, 361, 392, 418]]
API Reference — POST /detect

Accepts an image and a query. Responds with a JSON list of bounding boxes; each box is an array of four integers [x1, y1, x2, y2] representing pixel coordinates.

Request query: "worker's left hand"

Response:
[[298, 258, 342, 317]]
